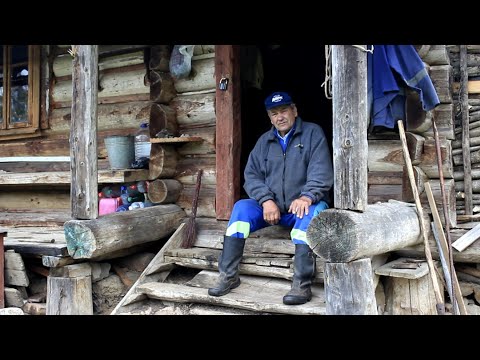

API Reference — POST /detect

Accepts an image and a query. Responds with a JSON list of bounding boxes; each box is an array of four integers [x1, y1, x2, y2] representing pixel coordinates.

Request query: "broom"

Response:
[[181, 169, 203, 248]]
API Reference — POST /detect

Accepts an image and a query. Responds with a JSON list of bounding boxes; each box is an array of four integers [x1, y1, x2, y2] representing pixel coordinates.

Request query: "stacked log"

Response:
[[368, 45, 456, 227], [168, 46, 217, 218]]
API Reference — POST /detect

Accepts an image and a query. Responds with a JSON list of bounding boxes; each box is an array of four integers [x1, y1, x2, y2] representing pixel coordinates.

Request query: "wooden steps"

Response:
[[112, 219, 328, 315], [163, 247, 325, 283], [138, 270, 326, 315]]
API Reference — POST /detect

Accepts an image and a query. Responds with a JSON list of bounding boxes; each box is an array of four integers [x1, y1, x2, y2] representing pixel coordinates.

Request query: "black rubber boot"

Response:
[[283, 244, 316, 305], [208, 236, 245, 297]]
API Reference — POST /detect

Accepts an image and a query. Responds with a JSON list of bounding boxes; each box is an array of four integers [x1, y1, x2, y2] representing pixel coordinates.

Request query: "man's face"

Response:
[[267, 104, 297, 136]]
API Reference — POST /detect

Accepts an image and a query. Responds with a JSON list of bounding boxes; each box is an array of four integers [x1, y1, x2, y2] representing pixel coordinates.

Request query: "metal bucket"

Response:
[[104, 135, 134, 169]]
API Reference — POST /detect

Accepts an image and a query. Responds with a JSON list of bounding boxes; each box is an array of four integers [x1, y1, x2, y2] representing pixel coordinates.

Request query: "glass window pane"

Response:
[[10, 46, 28, 124]]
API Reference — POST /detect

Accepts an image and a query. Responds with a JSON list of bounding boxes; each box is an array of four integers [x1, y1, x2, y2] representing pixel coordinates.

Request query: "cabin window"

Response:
[[0, 45, 41, 140]]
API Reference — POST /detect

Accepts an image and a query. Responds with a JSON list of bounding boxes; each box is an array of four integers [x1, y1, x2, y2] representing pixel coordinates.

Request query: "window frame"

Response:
[[0, 45, 41, 140]]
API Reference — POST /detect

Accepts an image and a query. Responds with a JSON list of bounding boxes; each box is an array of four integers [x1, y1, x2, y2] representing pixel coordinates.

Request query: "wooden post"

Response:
[[70, 45, 99, 219], [325, 259, 377, 315], [0, 229, 6, 309], [46, 264, 93, 315], [460, 45, 473, 215], [215, 45, 241, 220], [331, 45, 368, 211], [320, 45, 373, 314]]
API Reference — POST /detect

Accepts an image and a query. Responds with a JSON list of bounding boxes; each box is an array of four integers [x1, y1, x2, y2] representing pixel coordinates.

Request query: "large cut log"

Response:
[[306, 200, 424, 262], [148, 179, 183, 204], [425, 104, 455, 140], [53, 51, 145, 78], [421, 45, 450, 66], [149, 103, 178, 137], [174, 56, 216, 93], [177, 125, 215, 156], [368, 140, 404, 172], [52, 66, 149, 107], [49, 101, 151, 135], [170, 92, 216, 127], [149, 144, 178, 179], [64, 204, 185, 259], [177, 184, 216, 218], [418, 137, 453, 179], [176, 155, 216, 185], [149, 71, 176, 104], [429, 65, 452, 103]]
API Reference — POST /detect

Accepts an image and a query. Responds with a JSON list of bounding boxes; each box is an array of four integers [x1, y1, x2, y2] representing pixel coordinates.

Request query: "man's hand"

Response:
[[262, 200, 281, 225], [288, 196, 312, 219]]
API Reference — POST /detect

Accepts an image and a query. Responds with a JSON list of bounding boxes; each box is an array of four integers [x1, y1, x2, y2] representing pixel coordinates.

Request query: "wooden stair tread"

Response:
[[164, 250, 324, 282], [138, 271, 326, 315]]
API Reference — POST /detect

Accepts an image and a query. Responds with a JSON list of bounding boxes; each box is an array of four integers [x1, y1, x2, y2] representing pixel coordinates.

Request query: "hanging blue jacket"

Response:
[[243, 117, 333, 213], [368, 45, 440, 128]]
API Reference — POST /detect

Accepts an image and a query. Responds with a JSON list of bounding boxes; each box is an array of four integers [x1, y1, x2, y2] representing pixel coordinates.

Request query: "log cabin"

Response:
[[1, 44, 480, 316]]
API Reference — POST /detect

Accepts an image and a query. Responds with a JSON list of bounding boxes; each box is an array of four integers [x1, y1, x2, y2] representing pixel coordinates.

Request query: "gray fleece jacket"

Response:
[[244, 117, 333, 213]]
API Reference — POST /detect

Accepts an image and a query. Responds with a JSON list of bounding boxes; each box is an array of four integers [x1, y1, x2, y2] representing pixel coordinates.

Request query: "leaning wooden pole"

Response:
[[432, 120, 457, 313], [398, 120, 445, 315], [460, 44, 473, 215]]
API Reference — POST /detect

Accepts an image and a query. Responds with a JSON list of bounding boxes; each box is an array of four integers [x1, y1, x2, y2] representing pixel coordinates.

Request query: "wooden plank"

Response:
[[425, 182, 467, 314], [452, 223, 480, 252], [150, 136, 203, 143], [215, 45, 241, 219], [0, 210, 71, 227], [375, 258, 429, 279], [70, 45, 99, 219], [0, 169, 150, 185], [138, 277, 326, 315], [164, 255, 325, 283], [49, 263, 92, 278], [4, 240, 69, 257], [332, 45, 368, 210], [110, 223, 185, 314]]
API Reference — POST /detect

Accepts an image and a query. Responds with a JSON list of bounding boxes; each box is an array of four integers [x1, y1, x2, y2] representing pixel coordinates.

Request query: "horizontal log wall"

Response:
[[167, 46, 217, 218], [0, 45, 152, 211], [367, 45, 457, 228]]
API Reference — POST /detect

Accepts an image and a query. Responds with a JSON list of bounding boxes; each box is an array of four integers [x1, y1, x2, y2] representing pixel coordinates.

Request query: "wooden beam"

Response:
[[332, 45, 368, 211], [215, 45, 241, 219], [0, 169, 150, 185], [70, 45, 99, 219], [307, 201, 424, 262], [64, 204, 185, 259]]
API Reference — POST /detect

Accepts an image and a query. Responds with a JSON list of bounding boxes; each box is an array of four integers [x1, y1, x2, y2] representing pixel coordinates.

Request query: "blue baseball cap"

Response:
[[264, 91, 293, 110]]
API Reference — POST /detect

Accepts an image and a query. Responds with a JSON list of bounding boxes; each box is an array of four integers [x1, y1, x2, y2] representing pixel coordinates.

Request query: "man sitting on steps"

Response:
[[208, 91, 333, 305]]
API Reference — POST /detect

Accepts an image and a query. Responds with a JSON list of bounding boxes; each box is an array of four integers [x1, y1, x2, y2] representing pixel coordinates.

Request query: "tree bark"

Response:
[[306, 201, 425, 262], [64, 204, 185, 259]]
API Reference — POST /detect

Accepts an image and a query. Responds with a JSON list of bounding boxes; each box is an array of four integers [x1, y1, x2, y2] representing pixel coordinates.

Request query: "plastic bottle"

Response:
[[134, 123, 151, 161]]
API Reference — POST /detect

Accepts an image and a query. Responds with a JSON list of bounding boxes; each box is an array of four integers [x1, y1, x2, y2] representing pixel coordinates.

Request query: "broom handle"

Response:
[[191, 169, 203, 218]]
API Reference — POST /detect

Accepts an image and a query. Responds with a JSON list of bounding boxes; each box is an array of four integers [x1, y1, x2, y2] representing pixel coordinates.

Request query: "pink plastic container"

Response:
[[99, 197, 122, 216]]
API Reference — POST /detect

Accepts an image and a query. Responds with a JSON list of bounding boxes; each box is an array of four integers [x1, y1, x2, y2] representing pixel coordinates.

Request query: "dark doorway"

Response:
[[239, 45, 333, 197]]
